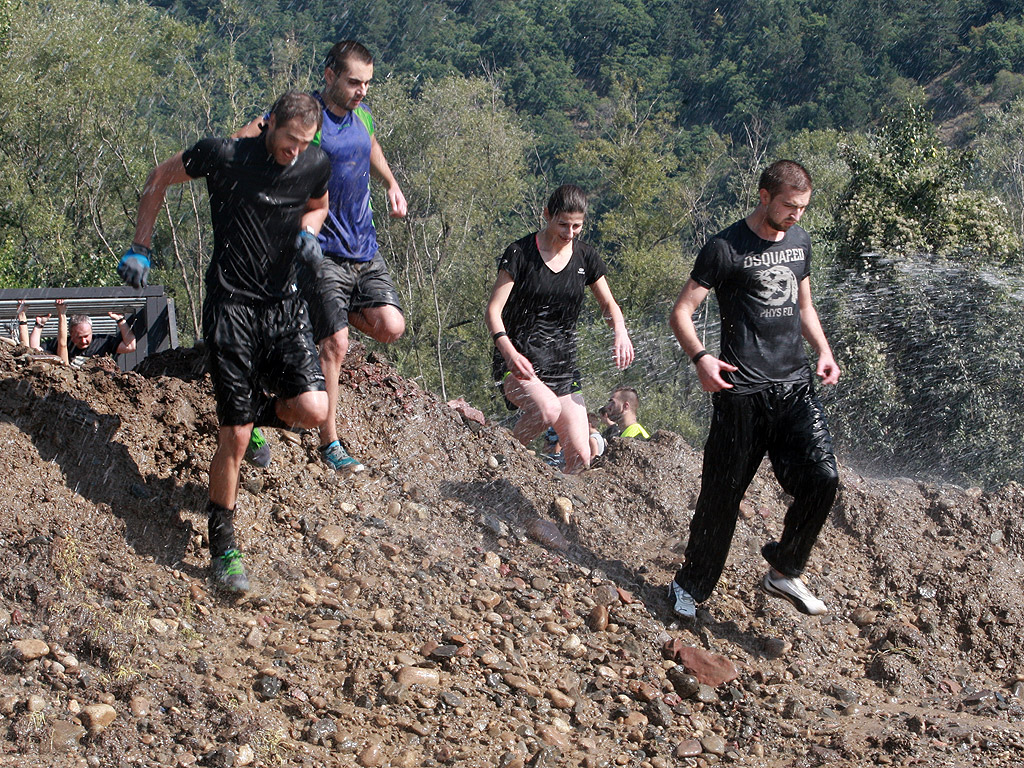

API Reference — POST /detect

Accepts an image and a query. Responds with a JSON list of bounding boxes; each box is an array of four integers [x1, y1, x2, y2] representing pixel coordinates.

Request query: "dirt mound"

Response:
[[1, 338, 1023, 767]]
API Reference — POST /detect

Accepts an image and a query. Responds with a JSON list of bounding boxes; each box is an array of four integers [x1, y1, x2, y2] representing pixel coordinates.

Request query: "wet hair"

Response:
[[69, 314, 91, 331], [758, 160, 812, 197], [269, 91, 323, 132], [324, 40, 373, 75], [612, 385, 639, 411], [546, 184, 588, 218]]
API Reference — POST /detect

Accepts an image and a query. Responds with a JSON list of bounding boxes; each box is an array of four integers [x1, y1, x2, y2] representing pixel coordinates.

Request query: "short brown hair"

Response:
[[758, 160, 812, 197], [269, 91, 323, 132], [324, 40, 373, 74], [612, 385, 639, 410]]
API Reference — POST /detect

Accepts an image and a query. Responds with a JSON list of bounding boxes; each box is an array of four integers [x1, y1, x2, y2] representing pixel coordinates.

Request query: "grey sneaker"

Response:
[[761, 571, 826, 615], [319, 440, 366, 474], [667, 580, 696, 620], [211, 549, 250, 593]]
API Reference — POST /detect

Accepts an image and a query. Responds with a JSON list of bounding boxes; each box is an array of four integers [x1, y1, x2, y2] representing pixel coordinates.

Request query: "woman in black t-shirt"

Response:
[[486, 185, 634, 473]]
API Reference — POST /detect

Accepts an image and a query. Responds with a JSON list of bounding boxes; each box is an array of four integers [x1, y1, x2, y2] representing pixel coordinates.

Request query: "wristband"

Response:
[[18, 320, 27, 326], [492, 331, 508, 344], [130, 242, 152, 258], [691, 350, 710, 365]]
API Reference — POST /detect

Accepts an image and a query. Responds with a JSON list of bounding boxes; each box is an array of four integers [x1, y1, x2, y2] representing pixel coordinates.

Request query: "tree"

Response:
[[370, 76, 530, 403], [832, 101, 1018, 268]]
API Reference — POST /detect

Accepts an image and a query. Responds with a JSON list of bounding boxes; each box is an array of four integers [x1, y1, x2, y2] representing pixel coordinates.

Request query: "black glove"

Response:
[[118, 245, 151, 288], [295, 230, 324, 269]]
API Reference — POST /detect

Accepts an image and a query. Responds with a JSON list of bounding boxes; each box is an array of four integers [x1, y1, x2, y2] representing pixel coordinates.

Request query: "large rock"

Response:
[[662, 640, 738, 687]]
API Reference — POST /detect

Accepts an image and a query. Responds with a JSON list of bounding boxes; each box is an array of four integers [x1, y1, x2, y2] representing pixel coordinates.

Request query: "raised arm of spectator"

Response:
[[16, 300, 30, 347], [55, 299, 69, 365], [109, 312, 137, 354], [29, 310, 51, 351]]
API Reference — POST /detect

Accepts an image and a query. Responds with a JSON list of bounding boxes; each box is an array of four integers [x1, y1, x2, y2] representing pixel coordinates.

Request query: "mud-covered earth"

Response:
[[1, 337, 1023, 768]]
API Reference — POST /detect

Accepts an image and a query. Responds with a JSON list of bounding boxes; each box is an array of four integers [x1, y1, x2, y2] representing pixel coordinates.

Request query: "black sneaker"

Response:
[[244, 428, 271, 468], [211, 549, 250, 593], [761, 571, 826, 615]]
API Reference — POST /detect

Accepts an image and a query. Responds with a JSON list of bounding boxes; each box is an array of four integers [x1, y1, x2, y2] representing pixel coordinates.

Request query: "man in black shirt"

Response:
[[667, 160, 840, 619], [119, 91, 332, 594]]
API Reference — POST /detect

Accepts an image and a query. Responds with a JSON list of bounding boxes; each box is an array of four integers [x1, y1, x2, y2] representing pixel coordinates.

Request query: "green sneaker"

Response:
[[211, 549, 250, 593], [244, 427, 271, 467], [318, 440, 366, 474]]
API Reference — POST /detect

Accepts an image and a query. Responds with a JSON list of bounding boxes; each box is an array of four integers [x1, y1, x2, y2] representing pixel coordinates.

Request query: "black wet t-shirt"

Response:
[[493, 233, 606, 384], [691, 219, 812, 393], [42, 333, 120, 365], [182, 136, 331, 303]]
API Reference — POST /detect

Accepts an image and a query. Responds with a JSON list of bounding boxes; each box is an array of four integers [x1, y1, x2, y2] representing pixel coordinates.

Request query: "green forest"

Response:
[[3, 0, 1024, 487]]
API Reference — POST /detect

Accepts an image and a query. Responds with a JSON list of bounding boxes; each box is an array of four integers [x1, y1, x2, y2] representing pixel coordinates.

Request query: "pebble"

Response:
[[315, 525, 347, 550], [396, 667, 440, 687], [244, 627, 264, 648], [588, 605, 609, 631], [130, 697, 151, 718], [526, 519, 569, 551], [667, 667, 700, 698], [27, 695, 46, 712], [46, 720, 86, 754], [592, 584, 620, 606], [13, 638, 50, 661], [701, 734, 727, 756], [79, 703, 117, 733], [550, 497, 573, 524], [546, 689, 575, 709], [357, 737, 385, 767], [675, 740, 702, 758]]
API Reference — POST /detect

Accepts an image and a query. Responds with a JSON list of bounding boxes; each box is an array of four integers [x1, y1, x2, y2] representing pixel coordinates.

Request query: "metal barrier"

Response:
[[0, 286, 178, 371]]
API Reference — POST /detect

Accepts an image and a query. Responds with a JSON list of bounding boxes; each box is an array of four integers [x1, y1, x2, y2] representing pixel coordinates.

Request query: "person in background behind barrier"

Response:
[[602, 385, 650, 440]]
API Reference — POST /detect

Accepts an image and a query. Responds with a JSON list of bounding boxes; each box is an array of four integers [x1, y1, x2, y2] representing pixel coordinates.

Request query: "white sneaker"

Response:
[[667, 580, 696, 620], [761, 572, 827, 615]]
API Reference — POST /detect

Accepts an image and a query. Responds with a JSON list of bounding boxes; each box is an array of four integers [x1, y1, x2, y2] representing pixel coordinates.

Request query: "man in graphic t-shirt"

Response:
[[236, 40, 407, 475], [118, 91, 331, 594], [666, 160, 841, 620]]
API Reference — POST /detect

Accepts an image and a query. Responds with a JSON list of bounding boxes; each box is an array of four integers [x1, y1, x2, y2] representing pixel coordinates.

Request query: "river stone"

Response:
[[45, 720, 86, 753], [674, 739, 702, 758], [13, 638, 49, 661], [80, 703, 117, 733], [701, 734, 727, 756], [396, 667, 440, 687], [526, 519, 569, 551], [315, 525, 347, 550]]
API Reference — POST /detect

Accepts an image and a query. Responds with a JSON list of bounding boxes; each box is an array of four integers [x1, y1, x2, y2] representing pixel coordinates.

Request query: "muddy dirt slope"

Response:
[[0, 339, 1022, 768]]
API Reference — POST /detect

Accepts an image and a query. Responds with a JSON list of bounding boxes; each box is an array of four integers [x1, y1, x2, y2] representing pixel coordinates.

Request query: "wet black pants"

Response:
[[675, 381, 839, 602]]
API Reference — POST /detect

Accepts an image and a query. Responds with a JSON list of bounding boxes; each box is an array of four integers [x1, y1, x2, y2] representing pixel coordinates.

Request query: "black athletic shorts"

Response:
[[493, 361, 583, 411], [203, 294, 326, 426], [298, 253, 403, 343]]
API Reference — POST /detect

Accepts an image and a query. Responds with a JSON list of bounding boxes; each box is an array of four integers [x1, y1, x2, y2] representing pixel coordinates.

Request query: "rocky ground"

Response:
[[0, 338, 1023, 768]]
